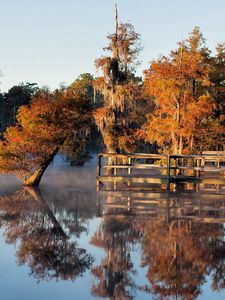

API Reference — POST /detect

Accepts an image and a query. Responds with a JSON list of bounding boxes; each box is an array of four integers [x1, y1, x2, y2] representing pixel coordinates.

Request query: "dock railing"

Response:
[[97, 153, 225, 191]]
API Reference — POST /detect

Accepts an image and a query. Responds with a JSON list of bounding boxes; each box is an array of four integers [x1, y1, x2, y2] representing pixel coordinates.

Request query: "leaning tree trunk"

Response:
[[25, 186, 67, 238], [23, 147, 60, 186]]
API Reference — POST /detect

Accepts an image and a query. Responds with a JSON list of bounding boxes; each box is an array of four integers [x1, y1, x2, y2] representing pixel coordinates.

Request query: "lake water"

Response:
[[0, 155, 225, 300]]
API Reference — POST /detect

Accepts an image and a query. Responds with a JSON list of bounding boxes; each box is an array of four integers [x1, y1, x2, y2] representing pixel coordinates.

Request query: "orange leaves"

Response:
[[142, 221, 216, 299], [93, 107, 109, 121], [0, 88, 91, 181], [142, 28, 223, 154]]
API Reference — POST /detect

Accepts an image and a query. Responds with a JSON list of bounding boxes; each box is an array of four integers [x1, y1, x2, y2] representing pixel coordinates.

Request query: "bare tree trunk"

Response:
[[23, 147, 60, 186]]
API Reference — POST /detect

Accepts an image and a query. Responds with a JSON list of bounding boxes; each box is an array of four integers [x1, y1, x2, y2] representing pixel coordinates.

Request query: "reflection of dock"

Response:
[[97, 153, 225, 191], [98, 189, 225, 223]]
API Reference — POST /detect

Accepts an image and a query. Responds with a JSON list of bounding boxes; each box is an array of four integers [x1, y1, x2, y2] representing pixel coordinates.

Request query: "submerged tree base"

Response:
[[23, 168, 46, 186], [23, 147, 60, 186]]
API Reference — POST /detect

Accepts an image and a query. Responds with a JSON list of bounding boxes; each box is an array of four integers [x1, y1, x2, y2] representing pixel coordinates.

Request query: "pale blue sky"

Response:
[[0, 0, 225, 92]]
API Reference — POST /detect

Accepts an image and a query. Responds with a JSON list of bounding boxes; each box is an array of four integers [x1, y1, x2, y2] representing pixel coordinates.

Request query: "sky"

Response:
[[0, 0, 225, 92]]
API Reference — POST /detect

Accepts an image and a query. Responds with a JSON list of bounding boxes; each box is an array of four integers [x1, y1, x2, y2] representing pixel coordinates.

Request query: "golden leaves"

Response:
[[0, 88, 91, 181]]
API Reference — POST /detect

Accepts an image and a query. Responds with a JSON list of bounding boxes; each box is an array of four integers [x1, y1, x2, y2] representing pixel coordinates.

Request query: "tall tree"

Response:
[[210, 42, 225, 121], [142, 27, 224, 154], [61, 73, 95, 165], [94, 6, 147, 153]]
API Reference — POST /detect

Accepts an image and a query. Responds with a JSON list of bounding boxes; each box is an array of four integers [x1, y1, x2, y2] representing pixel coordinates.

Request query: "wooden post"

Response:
[[96, 181, 100, 191], [114, 157, 117, 175], [193, 158, 197, 177], [165, 190, 170, 222], [98, 155, 102, 176], [128, 157, 131, 175], [201, 157, 205, 168], [196, 158, 200, 178], [181, 158, 184, 176], [96, 154, 102, 191], [175, 157, 179, 176], [167, 155, 171, 190], [113, 181, 117, 190], [113, 157, 117, 190], [127, 196, 131, 212], [127, 157, 132, 187]]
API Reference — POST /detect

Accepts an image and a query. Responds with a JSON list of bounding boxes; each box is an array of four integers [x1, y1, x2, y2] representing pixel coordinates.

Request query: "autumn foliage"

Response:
[[0, 88, 91, 185], [0, 22, 225, 184], [94, 18, 225, 155], [93, 19, 150, 153], [142, 27, 225, 154]]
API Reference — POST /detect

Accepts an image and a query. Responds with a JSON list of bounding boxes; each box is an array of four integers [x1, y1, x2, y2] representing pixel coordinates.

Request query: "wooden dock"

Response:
[[96, 152, 225, 191]]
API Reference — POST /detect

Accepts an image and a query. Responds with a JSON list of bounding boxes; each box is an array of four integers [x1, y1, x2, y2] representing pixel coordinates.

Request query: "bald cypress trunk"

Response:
[[23, 147, 60, 186]]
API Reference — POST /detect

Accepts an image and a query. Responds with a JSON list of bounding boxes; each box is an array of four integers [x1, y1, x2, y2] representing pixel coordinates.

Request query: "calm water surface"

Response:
[[0, 155, 225, 300]]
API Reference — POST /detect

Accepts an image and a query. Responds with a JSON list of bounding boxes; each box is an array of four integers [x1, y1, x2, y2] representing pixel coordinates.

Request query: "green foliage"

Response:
[[0, 82, 39, 133], [61, 130, 91, 166]]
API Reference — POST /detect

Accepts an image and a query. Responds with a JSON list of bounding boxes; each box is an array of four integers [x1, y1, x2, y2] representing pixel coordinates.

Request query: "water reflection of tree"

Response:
[[43, 188, 97, 237], [40, 170, 98, 237], [141, 219, 225, 299], [90, 216, 141, 299], [208, 229, 225, 292], [0, 188, 93, 282], [91, 198, 225, 300]]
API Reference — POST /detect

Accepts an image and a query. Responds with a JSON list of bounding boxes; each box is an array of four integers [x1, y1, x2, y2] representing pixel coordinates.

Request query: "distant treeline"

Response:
[[0, 22, 224, 186], [0, 83, 38, 133]]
